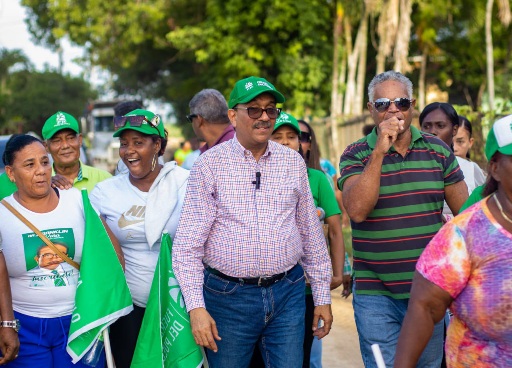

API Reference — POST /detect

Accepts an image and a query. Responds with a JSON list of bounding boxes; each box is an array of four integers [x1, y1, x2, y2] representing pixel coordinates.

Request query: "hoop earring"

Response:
[[151, 154, 157, 172]]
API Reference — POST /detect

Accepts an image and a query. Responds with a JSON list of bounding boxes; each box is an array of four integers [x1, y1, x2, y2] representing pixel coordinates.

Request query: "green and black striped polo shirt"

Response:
[[338, 126, 464, 299]]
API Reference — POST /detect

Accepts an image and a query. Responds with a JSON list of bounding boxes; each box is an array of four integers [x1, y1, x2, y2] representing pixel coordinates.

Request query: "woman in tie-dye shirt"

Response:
[[394, 115, 512, 367]]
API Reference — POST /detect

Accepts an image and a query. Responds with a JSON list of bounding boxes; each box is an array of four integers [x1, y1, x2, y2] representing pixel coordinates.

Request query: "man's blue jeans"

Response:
[[353, 292, 444, 368], [203, 264, 306, 368]]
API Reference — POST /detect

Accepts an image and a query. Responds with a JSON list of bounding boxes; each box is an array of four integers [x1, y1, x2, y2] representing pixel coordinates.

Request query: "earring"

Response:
[[151, 154, 157, 171]]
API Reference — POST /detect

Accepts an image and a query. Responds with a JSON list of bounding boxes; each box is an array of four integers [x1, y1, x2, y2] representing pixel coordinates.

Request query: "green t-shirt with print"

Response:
[[306, 168, 341, 295]]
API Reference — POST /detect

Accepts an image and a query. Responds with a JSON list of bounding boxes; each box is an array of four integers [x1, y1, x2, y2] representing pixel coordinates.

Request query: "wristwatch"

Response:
[[0, 320, 20, 332]]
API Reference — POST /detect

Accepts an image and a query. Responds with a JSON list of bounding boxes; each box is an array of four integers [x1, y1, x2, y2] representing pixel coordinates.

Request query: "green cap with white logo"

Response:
[[42, 111, 80, 140], [273, 112, 300, 135], [485, 114, 512, 160], [228, 76, 285, 109]]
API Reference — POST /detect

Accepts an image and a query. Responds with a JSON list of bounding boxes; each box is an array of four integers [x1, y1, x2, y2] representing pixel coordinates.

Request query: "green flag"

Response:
[[67, 189, 133, 363], [131, 232, 204, 368]]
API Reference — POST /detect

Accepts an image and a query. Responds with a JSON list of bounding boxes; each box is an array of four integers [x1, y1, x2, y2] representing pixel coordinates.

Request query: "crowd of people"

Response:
[[0, 70, 509, 368]]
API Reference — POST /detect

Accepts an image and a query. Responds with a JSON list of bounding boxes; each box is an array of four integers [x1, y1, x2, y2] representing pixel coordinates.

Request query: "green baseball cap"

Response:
[[113, 109, 165, 138], [273, 111, 301, 135], [42, 111, 80, 140], [485, 114, 512, 160], [228, 76, 285, 109]]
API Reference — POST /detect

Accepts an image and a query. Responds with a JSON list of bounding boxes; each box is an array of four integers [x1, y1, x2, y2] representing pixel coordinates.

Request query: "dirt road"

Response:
[[322, 291, 364, 368]]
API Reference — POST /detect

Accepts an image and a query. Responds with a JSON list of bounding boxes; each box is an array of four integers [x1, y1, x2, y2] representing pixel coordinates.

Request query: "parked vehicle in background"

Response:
[[82, 100, 142, 173], [0, 135, 11, 174]]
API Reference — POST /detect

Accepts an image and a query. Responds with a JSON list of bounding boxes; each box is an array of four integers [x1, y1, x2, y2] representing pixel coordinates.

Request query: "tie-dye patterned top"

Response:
[[416, 196, 512, 367]]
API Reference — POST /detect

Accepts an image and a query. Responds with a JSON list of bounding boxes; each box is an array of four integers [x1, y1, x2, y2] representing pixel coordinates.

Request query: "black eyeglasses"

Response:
[[113, 115, 161, 130], [373, 98, 413, 113], [186, 114, 198, 123], [233, 107, 281, 119], [299, 131, 311, 143]]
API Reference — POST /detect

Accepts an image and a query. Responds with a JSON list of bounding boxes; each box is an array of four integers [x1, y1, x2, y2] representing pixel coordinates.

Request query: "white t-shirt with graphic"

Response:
[[90, 167, 187, 307], [443, 156, 486, 221], [0, 188, 84, 317]]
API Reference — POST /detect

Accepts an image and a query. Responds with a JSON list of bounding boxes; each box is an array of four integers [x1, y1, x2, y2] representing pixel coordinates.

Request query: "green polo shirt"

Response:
[[0, 173, 17, 200], [338, 126, 464, 299], [52, 162, 112, 193]]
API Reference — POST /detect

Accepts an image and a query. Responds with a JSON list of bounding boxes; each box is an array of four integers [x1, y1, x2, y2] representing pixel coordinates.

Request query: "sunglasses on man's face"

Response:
[[113, 115, 161, 131], [186, 114, 198, 123], [233, 107, 281, 119], [299, 131, 311, 143], [373, 98, 412, 113]]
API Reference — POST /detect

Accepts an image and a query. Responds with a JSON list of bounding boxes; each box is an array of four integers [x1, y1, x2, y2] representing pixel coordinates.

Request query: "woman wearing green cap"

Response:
[[394, 114, 512, 367], [252, 111, 345, 367], [89, 109, 189, 368]]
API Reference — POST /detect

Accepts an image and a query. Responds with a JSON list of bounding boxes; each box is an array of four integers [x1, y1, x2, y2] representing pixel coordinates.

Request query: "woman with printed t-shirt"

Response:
[[250, 112, 345, 367], [89, 109, 189, 368], [0, 134, 122, 368]]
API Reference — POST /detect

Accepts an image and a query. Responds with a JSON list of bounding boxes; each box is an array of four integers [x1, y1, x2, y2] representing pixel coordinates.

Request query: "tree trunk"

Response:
[[330, 1, 344, 164], [485, 0, 495, 113], [418, 48, 427, 110], [376, 0, 399, 74], [343, 7, 368, 116], [393, 0, 413, 73], [354, 12, 368, 116]]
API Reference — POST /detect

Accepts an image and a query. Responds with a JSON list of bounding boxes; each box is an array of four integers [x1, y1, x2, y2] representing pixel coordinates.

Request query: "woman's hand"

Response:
[[341, 274, 352, 298]]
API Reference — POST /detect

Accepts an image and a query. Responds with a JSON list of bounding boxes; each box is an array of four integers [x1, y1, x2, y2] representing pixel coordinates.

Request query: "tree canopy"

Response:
[[0, 48, 96, 133], [16, 0, 512, 133]]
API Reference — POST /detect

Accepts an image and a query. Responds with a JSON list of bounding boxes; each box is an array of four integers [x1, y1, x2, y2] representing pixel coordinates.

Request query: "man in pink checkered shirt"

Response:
[[172, 76, 333, 367]]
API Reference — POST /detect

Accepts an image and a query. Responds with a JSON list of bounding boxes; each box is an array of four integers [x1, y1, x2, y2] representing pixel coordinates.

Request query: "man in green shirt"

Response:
[[42, 111, 111, 192]]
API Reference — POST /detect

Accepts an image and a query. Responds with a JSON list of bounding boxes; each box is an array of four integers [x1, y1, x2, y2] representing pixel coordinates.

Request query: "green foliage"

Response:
[[17, 0, 512, 133], [1, 66, 96, 133], [21, 0, 336, 123]]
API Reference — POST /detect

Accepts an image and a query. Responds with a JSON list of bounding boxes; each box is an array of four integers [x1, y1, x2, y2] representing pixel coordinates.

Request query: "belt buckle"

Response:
[[258, 276, 272, 287]]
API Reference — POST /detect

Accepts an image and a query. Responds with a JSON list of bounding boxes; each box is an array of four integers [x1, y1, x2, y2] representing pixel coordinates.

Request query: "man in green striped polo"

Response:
[[338, 71, 468, 368]]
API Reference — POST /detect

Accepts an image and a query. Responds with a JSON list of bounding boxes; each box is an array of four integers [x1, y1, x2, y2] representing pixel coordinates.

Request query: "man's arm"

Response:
[[445, 180, 469, 217], [342, 153, 384, 223], [172, 161, 220, 351], [341, 117, 405, 223]]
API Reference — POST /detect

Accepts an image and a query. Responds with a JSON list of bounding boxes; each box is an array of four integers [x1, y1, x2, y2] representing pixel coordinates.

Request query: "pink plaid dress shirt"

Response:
[[172, 136, 332, 311]]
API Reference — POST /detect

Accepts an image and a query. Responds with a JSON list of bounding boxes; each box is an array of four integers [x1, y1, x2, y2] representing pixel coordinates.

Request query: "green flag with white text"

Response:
[[67, 189, 133, 363], [131, 232, 204, 368]]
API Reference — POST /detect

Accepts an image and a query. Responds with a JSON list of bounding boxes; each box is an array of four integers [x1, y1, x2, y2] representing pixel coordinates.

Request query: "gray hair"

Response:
[[189, 89, 229, 124], [368, 71, 413, 102]]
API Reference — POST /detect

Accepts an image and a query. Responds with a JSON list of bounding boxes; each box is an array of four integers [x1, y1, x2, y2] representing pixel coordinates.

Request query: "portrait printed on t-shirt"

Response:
[[22, 228, 79, 287]]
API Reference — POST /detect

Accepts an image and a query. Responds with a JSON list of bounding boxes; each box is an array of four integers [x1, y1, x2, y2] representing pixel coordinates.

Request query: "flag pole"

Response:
[[201, 348, 209, 368], [103, 329, 114, 368], [371, 344, 386, 368]]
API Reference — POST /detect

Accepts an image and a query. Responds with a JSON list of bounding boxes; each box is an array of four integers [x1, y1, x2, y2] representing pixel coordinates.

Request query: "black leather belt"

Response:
[[206, 264, 298, 287]]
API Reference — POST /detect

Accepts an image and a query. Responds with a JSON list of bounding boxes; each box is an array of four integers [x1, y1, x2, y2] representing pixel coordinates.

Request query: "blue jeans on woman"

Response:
[[203, 263, 306, 368], [6, 311, 105, 368], [353, 292, 443, 368]]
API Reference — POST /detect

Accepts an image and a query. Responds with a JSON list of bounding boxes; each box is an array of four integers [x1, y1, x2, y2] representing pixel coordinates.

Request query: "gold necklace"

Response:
[[493, 193, 512, 225]]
